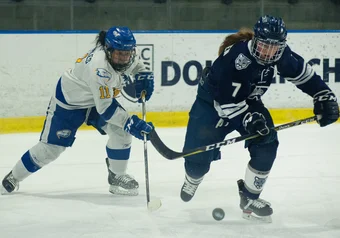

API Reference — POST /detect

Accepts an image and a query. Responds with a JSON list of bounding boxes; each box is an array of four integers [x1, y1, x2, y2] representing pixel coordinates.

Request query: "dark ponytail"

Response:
[[95, 30, 107, 49]]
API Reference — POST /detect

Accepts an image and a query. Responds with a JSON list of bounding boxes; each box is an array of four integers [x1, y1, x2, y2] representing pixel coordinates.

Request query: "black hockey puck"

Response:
[[212, 208, 225, 221]]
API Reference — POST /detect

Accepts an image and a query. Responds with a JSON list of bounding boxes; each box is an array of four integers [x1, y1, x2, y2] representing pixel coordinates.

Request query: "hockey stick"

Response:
[[141, 92, 162, 212], [149, 115, 317, 160]]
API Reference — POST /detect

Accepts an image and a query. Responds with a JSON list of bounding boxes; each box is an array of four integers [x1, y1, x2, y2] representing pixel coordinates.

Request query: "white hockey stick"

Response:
[[141, 92, 162, 212]]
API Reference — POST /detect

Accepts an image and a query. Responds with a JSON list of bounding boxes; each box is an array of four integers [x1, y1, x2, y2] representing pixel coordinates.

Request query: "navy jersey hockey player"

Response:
[[2, 27, 155, 196], [180, 15, 339, 222]]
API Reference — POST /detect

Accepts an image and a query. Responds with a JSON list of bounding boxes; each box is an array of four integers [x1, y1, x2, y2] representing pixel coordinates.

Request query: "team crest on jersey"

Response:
[[96, 68, 112, 79], [56, 129, 71, 139], [235, 53, 251, 70], [121, 44, 154, 103], [254, 176, 267, 189]]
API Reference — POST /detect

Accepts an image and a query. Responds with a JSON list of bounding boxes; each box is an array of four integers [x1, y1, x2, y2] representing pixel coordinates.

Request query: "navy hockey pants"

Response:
[[183, 97, 279, 179]]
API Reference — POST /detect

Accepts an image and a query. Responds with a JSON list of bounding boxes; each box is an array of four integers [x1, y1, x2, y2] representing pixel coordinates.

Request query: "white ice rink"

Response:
[[1, 124, 340, 238]]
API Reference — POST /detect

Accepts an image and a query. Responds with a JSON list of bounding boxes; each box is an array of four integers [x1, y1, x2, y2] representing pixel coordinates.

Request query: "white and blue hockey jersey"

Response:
[[54, 47, 146, 128]]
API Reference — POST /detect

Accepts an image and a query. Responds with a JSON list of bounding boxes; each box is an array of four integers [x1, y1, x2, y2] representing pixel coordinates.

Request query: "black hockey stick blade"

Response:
[[149, 116, 317, 160]]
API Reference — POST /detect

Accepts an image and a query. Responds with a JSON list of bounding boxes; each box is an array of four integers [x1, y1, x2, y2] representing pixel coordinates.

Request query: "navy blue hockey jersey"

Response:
[[198, 40, 331, 123]]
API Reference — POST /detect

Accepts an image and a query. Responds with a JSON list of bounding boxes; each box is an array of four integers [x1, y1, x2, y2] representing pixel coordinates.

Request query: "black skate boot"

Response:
[[2, 171, 19, 194], [180, 174, 203, 202], [106, 158, 139, 196], [237, 179, 273, 223]]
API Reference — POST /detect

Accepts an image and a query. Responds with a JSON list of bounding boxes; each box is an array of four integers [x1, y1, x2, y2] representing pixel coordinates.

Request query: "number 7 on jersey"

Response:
[[232, 82, 241, 97]]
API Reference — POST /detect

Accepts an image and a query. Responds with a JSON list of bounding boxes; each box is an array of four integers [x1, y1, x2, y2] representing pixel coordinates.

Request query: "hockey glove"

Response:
[[124, 115, 154, 140], [243, 112, 270, 136], [135, 72, 154, 103], [313, 90, 339, 127]]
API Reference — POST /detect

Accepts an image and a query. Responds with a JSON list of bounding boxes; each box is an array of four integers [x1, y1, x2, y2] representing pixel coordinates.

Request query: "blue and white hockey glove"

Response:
[[313, 90, 339, 127], [135, 72, 154, 103], [124, 115, 154, 140], [243, 112, 270, 136]]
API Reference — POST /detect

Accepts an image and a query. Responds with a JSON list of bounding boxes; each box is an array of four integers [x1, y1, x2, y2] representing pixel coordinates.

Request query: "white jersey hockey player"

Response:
[[2, 26, 155, 196]]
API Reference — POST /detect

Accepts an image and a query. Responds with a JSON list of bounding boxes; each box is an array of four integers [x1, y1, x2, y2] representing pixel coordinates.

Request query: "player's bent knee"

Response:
[[105, 124, 132, 149], [29, 142, 66, 167], [184, 159, 211, 179]]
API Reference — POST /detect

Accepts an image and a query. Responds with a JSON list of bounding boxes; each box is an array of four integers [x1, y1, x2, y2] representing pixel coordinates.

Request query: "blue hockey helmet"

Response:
[[251, 15, 287, 64], [105, 27, 136, 71]]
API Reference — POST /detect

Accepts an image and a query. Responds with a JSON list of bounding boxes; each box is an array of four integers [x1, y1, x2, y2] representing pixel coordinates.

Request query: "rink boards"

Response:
[[0, 30, 339, 133], [0, 108, 321, 133]]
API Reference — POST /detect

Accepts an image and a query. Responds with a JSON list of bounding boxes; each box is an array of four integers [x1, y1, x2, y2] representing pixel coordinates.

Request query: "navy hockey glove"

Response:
[[243, 112, 270, 136], [124, 115, 154, 140], [313, 90, 339, 127], [135, 72, 154, 103]]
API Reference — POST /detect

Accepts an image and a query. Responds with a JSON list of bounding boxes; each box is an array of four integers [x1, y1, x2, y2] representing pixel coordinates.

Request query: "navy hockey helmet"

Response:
[[251, 15, 287, 65], [105, 27, 136, 72]]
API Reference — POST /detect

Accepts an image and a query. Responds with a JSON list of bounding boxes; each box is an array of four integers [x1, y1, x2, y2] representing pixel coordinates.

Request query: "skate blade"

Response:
[[1, 186, 9, 195], [109, 186, 138, 196], [1, 184, 19, 195], [242, 211, 272, 223]]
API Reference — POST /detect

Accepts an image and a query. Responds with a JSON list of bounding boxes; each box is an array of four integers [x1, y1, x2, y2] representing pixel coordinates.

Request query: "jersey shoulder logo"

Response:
[[223, 45, 232, 56], [235, 53, 251, 70], [96, 68, 112, 79]]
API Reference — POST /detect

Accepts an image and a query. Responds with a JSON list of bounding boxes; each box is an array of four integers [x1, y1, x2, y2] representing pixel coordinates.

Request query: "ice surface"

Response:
[[1, 124, 340, 238]]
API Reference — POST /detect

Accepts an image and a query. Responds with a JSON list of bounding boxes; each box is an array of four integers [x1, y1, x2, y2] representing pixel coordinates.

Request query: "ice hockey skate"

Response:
[[1, 171, 19, 195], [106, 158, 139, 196], [180, 174, 203, 202], [237, 179, 273, 223]]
